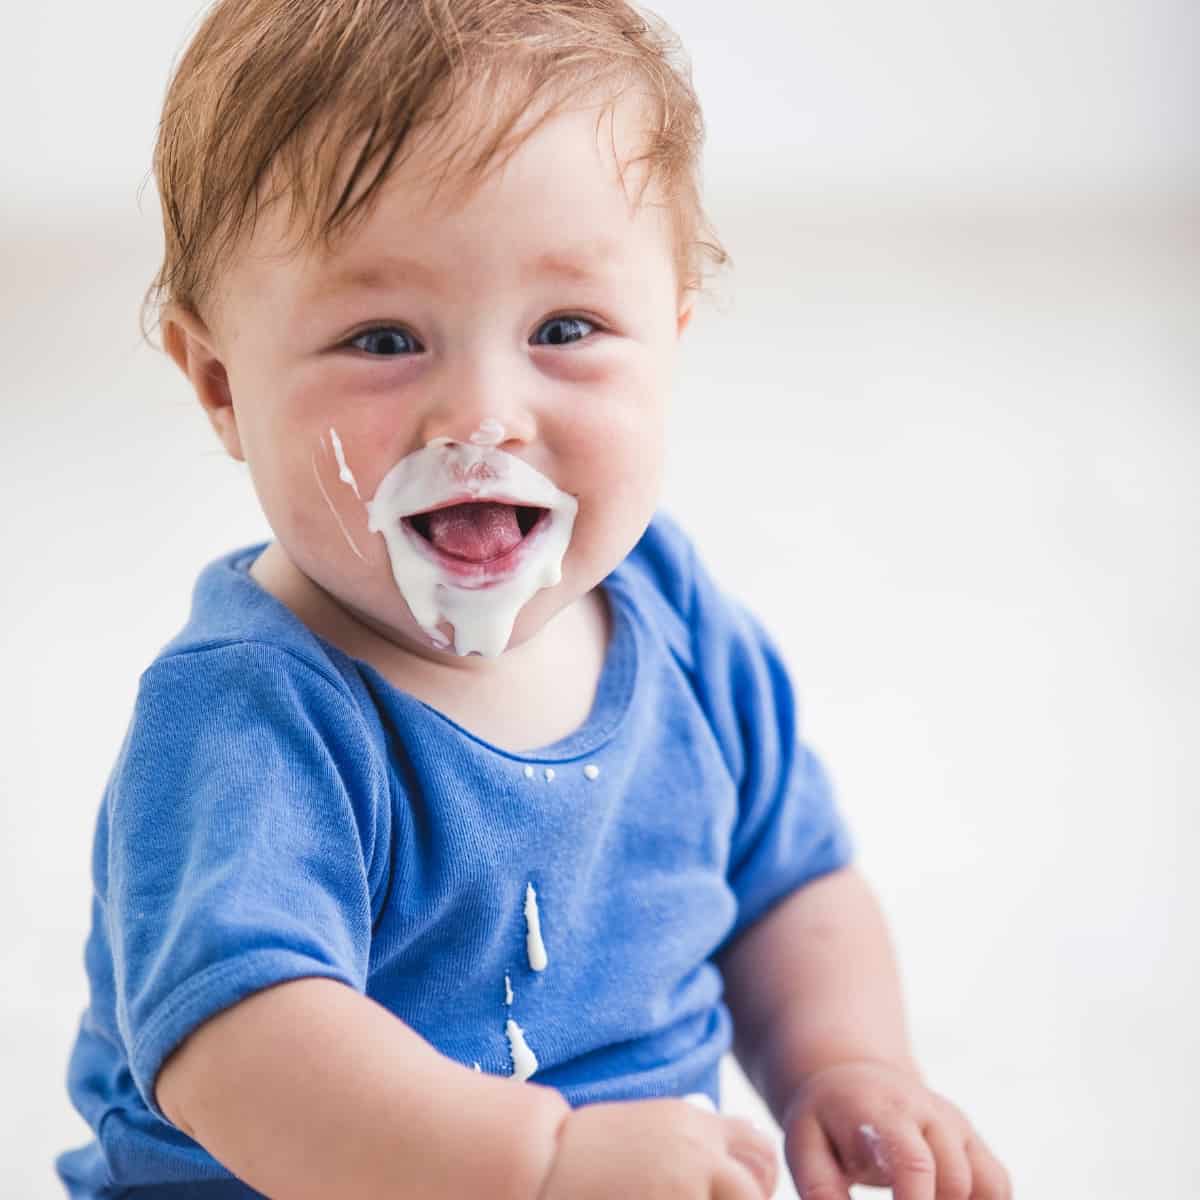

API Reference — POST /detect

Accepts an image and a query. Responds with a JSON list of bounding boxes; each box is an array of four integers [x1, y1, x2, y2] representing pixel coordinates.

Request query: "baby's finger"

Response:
[[878, 1121, 937, 1200], [920, 1118, 972, 1199], [785, 1115, 851, 1200], [964, 1134, 1012, 1199], [715, 1152, 779, 1200], [722, 1116, 779, 1197]]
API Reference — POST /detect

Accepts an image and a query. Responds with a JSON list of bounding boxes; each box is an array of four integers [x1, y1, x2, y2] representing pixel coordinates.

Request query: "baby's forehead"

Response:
[[316, 80, 662, 227], [237, 94, 672, 287]]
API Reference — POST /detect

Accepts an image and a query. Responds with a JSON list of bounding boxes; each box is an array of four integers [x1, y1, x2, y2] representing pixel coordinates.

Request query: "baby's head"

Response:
[[153, 0, 726, 659]]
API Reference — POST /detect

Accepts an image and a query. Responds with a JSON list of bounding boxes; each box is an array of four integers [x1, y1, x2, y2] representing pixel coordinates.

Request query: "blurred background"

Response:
[[2, 1, 1196, 1195]]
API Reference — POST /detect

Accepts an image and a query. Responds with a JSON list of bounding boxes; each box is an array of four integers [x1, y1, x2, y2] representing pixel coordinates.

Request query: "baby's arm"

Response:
[[718, 865, 917, 1116], [157, 976, 568, 1200], [158, 975, 778, 1199], [718, 865, 1011, 1199]]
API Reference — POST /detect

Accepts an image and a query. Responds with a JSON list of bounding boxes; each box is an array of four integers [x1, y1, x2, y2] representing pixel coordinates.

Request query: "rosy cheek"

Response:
[[338, 360, 425, 401], [292, 358, 424, 423], [289, 379, 408, 493], [297, 505, 328, 545]]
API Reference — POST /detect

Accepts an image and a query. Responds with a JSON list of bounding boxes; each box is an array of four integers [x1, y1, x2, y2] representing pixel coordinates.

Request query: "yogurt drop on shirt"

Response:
[[506, 1018, 538, 1081], [525, 882, 549, 972]]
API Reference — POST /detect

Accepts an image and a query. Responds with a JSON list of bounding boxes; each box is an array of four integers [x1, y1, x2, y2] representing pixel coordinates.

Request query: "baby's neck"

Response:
[[250, 542, 611, 753]]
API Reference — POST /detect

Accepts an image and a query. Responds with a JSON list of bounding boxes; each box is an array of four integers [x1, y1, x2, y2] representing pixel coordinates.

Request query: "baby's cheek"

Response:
[[293, 486, 332, 542], [594, 395, 668, 477], [564, 356, 666, 431], [542, 335, 676, 403], [285, 439, 357, 536], [574, 433, 665, 560]]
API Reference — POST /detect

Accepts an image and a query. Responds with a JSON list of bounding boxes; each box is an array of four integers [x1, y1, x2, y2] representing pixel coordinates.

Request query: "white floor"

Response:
[[2, 183, 1197, 1197]]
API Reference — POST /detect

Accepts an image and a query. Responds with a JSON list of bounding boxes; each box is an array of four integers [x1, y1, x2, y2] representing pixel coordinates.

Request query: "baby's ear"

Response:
[[162, 304, 244, 462]]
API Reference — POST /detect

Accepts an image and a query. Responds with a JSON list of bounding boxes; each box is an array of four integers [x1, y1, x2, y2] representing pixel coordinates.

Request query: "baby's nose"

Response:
[[417, 359, 537, 450]]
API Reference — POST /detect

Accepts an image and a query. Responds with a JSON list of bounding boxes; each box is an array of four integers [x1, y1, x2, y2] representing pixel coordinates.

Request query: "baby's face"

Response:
[[193, 95, 688, 660]]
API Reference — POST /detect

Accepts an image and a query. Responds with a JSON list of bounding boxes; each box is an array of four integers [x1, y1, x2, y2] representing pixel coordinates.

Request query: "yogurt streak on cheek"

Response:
[[311, 445, 366, 561], [329, 426, 362, 498]]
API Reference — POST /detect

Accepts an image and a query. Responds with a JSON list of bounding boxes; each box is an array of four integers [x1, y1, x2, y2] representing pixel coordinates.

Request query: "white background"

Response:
[[2, 1, 1197, 1196]]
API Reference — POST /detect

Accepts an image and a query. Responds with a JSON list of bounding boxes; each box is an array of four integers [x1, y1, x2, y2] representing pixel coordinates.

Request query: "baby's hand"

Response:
[[782, 1061, 1010, 1200], [536, 1096, 778, 1200]]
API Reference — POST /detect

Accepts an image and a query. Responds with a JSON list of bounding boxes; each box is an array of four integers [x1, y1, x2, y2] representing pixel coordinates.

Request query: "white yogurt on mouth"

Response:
[[365, 437, 577, 657]]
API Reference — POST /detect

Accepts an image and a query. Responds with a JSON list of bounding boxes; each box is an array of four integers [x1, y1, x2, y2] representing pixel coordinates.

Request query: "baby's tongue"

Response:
[[425, 502, 523, 562]]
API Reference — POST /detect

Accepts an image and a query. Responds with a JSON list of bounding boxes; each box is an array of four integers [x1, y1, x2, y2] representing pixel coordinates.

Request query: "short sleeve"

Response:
[[104, 643, 389, 1121], [682, 545, 855, 949]]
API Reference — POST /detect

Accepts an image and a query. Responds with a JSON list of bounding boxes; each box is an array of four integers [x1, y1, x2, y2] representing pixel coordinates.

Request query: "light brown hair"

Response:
[[146, 0, 728, 326]]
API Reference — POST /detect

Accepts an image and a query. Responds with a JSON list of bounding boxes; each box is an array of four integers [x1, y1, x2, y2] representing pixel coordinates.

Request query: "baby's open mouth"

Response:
[[405, 502, 548, 564]]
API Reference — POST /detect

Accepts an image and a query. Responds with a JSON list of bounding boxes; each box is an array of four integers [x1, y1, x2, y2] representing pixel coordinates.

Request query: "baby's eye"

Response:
[[532, 316, 596, 347], [348, 327, 421, 356]]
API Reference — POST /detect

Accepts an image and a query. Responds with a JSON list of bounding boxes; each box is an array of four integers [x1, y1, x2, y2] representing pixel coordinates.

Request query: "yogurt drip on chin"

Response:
[[365, 436, 577, 657]]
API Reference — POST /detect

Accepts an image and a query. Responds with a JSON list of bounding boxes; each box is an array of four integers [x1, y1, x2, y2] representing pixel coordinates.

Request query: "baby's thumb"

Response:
[[724, 1117, 779, 1196]]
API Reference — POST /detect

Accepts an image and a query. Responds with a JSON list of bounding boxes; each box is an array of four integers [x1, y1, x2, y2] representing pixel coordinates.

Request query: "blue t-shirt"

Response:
[[57, 512, 853, 1198]]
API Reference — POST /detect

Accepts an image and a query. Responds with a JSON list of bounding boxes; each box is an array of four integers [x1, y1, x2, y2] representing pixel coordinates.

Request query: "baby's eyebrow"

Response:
[[309, 240, 619, 303], [313, 254, 441, 301], [523, 243, 617, 285]]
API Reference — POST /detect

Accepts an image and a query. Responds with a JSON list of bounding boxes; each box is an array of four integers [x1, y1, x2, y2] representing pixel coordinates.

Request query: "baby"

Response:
[[57, 1, 1009, 1197]]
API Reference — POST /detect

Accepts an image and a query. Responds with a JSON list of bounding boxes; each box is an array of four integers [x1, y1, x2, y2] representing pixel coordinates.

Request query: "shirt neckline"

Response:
[[228, 545, 641, 764], [356, 573, 640, 763]]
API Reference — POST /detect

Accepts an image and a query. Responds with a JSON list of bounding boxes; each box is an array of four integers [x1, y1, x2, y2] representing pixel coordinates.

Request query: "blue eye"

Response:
[[349, 327, 420, 356], [532, 316, 595, 346]]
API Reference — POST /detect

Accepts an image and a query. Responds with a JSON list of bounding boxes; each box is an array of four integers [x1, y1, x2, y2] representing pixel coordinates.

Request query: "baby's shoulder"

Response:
[[124, 550, 390, 817], [610, 510, 701, 666], [617, 511, 787, 699], [618, 511, 696, 608], [612, 510, 748, 662], [141, 544, 367, 720]]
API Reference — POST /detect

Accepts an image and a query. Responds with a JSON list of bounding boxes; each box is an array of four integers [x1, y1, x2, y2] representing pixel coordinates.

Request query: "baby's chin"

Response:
[[329, 572, 577, 665], [421, 584, 584, 662], [303, 533, 607, 664]]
